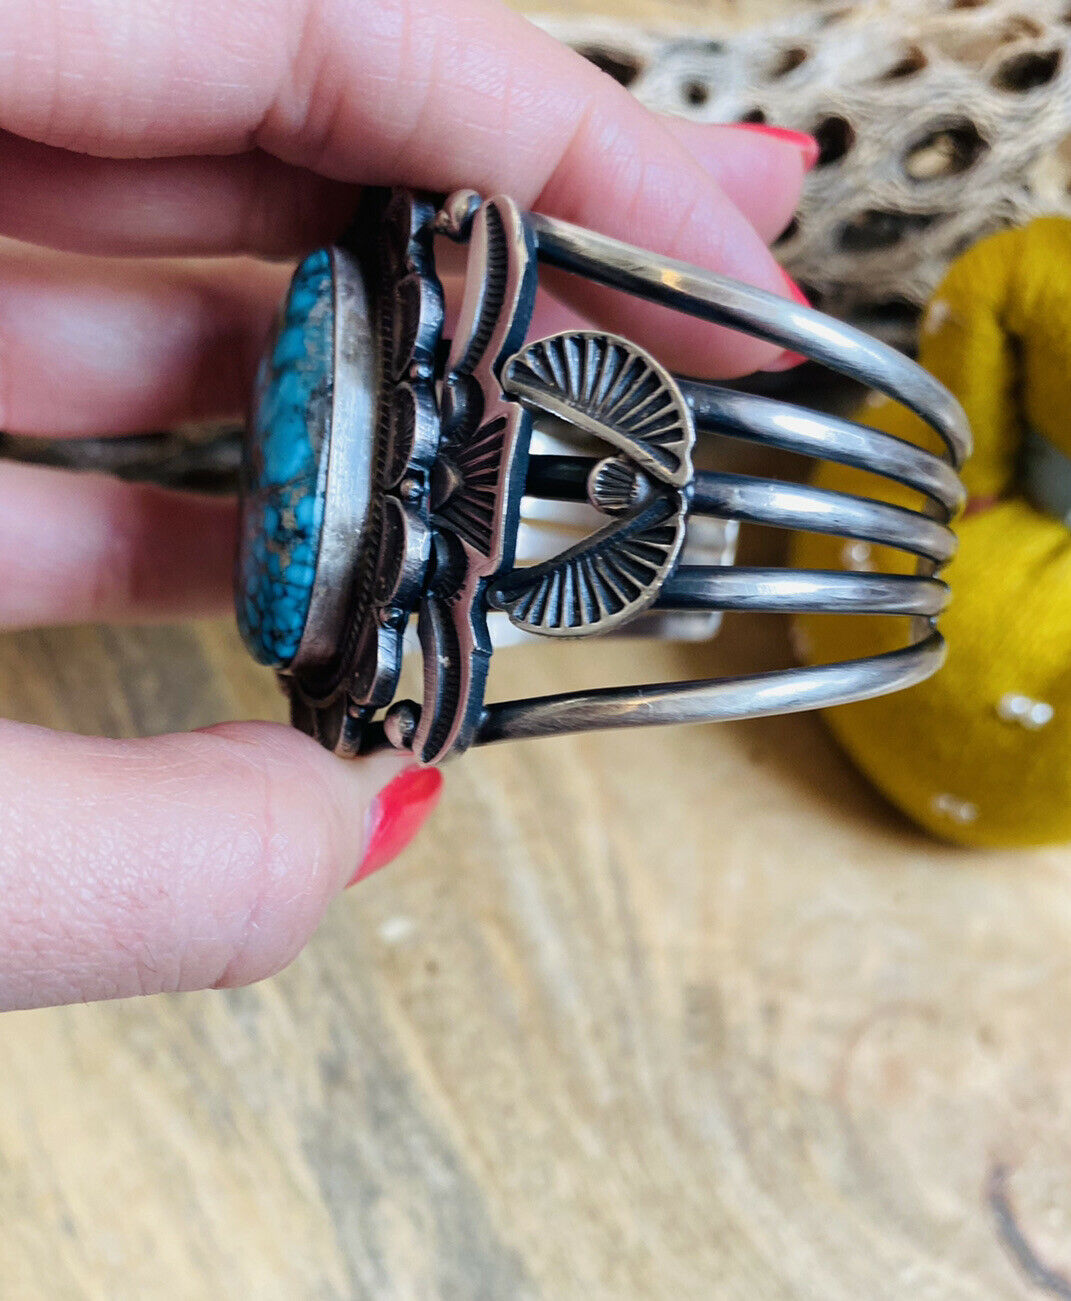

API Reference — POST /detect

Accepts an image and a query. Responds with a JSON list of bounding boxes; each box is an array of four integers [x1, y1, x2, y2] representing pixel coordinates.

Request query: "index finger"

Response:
[[3, 0, 799, 375]]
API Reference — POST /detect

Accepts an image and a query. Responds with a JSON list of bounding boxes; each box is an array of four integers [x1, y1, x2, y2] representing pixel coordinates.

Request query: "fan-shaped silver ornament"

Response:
[[489, 493, 687, 636], [503, 332, 693, 486]]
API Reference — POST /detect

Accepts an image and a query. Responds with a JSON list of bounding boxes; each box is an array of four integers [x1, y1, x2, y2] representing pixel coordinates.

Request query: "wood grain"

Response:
[[3, 3, 1071, 1298]]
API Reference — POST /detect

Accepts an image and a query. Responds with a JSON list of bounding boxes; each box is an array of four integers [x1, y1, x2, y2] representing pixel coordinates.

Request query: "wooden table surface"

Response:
[[4, 2, 1071, 1298]]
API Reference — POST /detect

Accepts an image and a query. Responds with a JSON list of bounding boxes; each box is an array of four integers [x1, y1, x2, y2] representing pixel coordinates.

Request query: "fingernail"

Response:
[[780, 268, 811, 308], [349, 766, 443, 886], [733, 123, 820, 170], [762, 270, 811, 371]]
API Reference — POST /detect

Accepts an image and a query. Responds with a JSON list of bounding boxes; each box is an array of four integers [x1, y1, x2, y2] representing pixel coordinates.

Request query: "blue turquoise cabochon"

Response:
[[236, 250, 335, 667]]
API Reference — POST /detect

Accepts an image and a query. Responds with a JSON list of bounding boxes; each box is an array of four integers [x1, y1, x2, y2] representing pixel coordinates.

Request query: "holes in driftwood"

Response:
[[577, 45, 644, 88], [813, 116, 855, 166], [883, 45, 928, 79], [775, 216, 801, 247], [948, 232, 983, 258], [770, 46, 809, 78], [795, 281, 823, 309], [859, 298, 922, 335], [838, 210, 940, 253], [993, 48, 1062, 92], [905, 121, 988, 180], [682, 79, 711, 107]]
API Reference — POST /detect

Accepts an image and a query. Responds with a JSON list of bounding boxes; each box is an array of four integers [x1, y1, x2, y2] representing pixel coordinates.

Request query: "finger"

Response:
[[659, 120, 813, 244], [0, 120, 806, 262], [0, 247, 286, 436], [0, 134, 359, 259], [0, 722, 443, 1011], [0, 461, 235, 628], [0, 0, 797, 375]]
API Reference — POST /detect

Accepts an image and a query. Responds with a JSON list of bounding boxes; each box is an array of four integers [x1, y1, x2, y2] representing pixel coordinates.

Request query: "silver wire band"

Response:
[[528, 211, 971, 469], [655, 568, 948, 617], [679, 383, 964, 519], [689, 474, 955, 564], [476, 632, 946, 745], [522, 457, 955, 561]]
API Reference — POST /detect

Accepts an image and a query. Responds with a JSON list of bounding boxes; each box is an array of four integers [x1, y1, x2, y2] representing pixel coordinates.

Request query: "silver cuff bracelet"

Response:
[[235, 188, 971, 765]]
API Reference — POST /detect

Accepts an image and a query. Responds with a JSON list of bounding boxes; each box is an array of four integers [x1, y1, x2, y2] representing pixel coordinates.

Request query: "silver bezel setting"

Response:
[[288, 248, 377, 673]]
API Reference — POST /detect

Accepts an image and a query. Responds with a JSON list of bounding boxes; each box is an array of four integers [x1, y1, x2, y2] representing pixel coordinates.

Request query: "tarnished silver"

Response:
[[288, 247, 378, 675], [260, 187, 971, 764]]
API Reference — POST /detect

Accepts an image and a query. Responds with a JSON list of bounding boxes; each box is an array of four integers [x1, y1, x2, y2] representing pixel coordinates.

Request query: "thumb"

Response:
[[0, 720, 442, 1011]]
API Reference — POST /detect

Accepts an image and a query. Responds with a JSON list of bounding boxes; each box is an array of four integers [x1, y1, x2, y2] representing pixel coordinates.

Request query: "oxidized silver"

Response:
[[262, 186, 971, 765]]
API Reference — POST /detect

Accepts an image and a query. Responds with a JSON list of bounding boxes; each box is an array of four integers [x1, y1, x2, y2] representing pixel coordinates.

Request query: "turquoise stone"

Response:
[[237, 250, 334, 667]]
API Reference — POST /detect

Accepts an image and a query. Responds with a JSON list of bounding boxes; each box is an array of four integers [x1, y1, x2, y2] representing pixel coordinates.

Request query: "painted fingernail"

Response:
[[762, 270, 811, 371], [733, 123, 821, 170], [350, 766, 443, 886], [780, 268, 811, 308]]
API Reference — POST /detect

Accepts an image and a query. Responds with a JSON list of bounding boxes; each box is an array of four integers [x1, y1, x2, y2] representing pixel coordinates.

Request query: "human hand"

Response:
[[0, 0, 812, 1010]]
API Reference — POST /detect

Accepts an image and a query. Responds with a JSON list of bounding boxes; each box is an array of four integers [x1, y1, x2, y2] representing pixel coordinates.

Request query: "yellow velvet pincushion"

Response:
[[791, 218, 1071, 847]]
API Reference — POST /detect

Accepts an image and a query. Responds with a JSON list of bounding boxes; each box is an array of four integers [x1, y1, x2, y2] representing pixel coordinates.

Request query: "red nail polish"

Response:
[[762, 349, 807, 373], [733, 123, 821, 171], [350, 766, 443, 886], [781, 268, 811, 308]]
